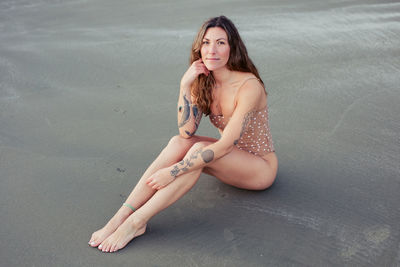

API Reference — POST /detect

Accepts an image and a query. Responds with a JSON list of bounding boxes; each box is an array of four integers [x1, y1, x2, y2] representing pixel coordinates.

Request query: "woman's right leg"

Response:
[[89, 134, 217, 247]]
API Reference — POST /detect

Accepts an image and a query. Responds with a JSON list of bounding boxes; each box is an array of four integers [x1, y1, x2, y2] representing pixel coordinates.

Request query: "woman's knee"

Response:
[[167, 136, 214, 159], [167, 135, 193, 149], [187, 141, 212, 153]]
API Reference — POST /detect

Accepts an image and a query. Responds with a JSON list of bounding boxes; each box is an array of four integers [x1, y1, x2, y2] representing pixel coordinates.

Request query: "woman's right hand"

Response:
[[180, 59, 210, 89]]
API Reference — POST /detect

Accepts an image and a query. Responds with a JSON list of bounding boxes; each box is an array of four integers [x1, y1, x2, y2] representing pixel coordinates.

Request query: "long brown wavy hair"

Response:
[[190, 15, 264, 116]]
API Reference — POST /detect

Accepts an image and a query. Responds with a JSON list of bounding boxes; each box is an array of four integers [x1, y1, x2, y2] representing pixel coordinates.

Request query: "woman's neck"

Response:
[[212, 67, 233, 87]]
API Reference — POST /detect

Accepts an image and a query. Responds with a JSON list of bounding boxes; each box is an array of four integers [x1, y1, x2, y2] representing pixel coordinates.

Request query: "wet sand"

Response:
[[1, 0, 399, 266]]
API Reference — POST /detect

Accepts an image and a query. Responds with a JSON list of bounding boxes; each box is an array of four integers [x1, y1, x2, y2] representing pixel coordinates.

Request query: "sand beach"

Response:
[[0, 0, 399, 266]]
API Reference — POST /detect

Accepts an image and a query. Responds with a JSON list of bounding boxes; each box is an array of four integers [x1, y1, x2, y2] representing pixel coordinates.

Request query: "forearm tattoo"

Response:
[[170, 148, 214, 178], [201, 149, 214, 163], [233, 110, 255, 145], [185, 105, 202, 136], [178, 94, 202, 136], [178, 95, 191, 128]]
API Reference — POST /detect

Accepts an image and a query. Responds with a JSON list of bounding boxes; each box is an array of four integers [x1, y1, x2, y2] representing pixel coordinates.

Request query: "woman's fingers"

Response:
[[197, 60, 209, 75], [203, 66, 210, 76], [148, 177, 165, 189], [194, 64, 209, 76], [152, 182, 162, 190], [146, 178, 157, 188], [180, 58, 209, 88], [148, 178, 164, 189]]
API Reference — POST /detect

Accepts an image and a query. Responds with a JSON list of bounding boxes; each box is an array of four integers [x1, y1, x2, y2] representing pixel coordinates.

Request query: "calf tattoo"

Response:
[[170, 147, 215, 178]]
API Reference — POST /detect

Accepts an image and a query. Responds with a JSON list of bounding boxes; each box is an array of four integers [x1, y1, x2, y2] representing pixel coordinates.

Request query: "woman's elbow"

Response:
[[178, 128, 195, 139]]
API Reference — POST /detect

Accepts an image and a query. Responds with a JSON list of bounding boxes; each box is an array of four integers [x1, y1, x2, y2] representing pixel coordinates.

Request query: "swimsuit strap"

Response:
[[233, 77, 260, 107], [211, 77, 260, 117], [238, 77, 260, 90]]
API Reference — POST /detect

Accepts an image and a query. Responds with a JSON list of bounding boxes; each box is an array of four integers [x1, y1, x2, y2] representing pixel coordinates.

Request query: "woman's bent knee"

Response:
[[168, 135, 192, 148], [187, 141, 213, 153]]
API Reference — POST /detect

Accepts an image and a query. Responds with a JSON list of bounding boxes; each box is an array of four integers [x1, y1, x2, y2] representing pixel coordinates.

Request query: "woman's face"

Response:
[[200, 27, 230, 71]]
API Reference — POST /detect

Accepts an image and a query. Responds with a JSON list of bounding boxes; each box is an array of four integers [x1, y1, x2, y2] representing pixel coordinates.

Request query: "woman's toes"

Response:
[[105, 242, 111, 252], [89, 232, 103, 247], [89, 239, 97, 247]]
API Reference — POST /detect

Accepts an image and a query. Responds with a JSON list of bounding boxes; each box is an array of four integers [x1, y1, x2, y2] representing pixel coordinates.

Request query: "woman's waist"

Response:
[[235, 134, 274, 150]]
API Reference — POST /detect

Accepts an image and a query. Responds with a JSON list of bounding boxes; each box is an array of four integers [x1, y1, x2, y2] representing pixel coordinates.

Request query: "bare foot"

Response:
[[98, 214, 147, 253], [88, 206, 132, 247]]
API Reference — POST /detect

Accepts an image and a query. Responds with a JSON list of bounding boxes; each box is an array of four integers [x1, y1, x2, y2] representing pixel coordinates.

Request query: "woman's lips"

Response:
[[206, 58, 219, 60]]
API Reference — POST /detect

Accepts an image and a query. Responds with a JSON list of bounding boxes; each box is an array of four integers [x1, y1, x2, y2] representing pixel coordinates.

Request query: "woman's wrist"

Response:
[[180, 83, 191, 92], [180, 89, 192, 100]]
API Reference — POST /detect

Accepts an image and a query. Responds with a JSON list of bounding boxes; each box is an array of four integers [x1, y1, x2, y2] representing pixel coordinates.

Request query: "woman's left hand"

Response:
[[146, 167, 175, 190]]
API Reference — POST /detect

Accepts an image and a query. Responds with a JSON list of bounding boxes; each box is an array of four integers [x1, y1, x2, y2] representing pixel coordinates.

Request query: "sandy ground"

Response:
[[1, 0, 399, 266]]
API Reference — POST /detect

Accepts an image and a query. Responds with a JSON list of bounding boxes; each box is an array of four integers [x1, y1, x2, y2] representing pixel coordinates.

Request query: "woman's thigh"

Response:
[[203, 146, 277, 190], [174, 135, 277, 190]]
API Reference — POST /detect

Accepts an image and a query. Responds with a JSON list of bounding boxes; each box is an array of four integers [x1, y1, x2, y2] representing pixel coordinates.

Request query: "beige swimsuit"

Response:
[[209, 78, 275, 156]]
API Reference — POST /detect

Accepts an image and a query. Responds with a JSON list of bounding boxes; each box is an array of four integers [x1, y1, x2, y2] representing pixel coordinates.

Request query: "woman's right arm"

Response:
[[177, 59, 209, 138], [177, 87, 202, 138]]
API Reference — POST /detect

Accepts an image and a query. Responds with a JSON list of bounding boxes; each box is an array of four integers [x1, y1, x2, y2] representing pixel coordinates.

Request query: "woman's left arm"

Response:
[[146, 81, 264, 189]]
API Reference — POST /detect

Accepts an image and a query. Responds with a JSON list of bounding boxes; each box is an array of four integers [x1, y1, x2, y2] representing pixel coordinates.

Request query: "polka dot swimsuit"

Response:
[[209, 104, 275, 156]]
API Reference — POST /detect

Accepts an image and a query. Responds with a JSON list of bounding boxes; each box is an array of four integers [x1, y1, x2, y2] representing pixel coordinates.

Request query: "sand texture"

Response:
[[1, 0, 399, 266]]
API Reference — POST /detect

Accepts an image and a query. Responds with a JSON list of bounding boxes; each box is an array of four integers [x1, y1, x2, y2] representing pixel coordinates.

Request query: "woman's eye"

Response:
[[202, 41, 209, 44], [218, 41, 225, 45]]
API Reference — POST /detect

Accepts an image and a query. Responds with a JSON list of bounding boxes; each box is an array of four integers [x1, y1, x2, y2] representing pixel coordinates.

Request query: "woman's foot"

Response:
[[88, 206, 133, 247], [98, 214, 147, 253]]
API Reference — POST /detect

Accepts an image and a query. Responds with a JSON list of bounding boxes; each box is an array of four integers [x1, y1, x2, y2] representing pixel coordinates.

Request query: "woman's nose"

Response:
[[209, 43, 217, 54]]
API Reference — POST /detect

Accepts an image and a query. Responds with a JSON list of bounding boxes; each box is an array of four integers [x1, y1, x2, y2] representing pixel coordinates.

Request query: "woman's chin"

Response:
[[205, 65, 224, 72]]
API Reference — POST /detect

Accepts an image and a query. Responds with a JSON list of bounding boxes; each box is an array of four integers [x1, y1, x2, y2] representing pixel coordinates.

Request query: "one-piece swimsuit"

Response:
[[209, 78, 275, 156]]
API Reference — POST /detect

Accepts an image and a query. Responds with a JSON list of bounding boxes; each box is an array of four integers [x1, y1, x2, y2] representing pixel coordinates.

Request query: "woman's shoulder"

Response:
[[234, 81, 264, 108], [233, 71, 258, 81], [231, 72, 265, 108], [235, 72, 264, 93], [231, 71, 260, 88], [228, 72, 256, 89]]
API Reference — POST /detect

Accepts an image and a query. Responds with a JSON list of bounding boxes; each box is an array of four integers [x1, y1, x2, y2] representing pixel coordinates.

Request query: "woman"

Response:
[[89, 15, 278, 253]]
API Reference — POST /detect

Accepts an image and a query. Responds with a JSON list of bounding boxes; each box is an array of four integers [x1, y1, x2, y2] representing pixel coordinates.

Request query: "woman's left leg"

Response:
[[98, 142, 206, 253], [89, 135, 216, 247]]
